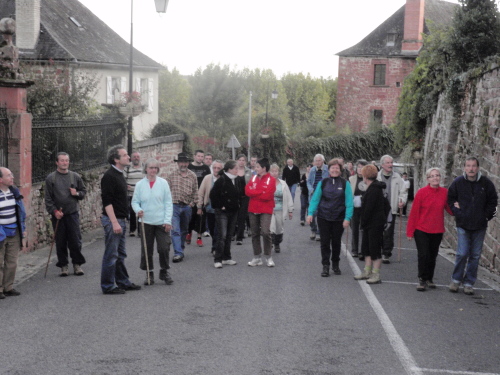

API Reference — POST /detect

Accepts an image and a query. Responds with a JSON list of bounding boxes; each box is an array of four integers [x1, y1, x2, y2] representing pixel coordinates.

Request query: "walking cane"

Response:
[[140, 220, 151, 285], [44, 208, 62, 278], [345, 225, 349, 257], [398, 205, 403, 263]]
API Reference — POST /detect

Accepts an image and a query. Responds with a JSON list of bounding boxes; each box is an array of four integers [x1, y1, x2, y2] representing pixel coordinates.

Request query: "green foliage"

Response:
[[287, 128, 395, 167], [158, 67, 191, 125], [149, 121, 192, 155], [21, 61, 100, 118], [449, 0, 500, 73]]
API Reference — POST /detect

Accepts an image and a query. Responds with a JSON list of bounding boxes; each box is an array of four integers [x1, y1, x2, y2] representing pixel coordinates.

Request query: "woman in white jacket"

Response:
[[269, 164, 294, 252]]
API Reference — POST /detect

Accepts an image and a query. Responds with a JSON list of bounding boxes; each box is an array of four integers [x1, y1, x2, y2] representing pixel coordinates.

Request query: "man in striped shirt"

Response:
[[166, 153, 198, 263], [0, 167, 27, 299]]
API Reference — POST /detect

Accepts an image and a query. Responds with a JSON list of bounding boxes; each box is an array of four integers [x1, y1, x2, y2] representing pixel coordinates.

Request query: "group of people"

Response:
[[0, 145, 497, 298]]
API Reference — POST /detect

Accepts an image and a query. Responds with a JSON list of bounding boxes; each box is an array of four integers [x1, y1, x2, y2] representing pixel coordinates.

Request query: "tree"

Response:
[[22, 61, 100, 118], [157, 67, 191, 126], [449, 0, 500, 72]]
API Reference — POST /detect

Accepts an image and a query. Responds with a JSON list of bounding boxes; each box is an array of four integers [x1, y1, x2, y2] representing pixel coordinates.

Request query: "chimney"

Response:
[[15, 0, 41, 49], [401, 0, 425, 55]]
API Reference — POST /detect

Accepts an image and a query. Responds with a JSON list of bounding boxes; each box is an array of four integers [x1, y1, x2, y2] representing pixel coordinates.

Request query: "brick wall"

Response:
[[336, 56, 416, 132], [423, 67, 500, 273], [133, 134, 184, 179]]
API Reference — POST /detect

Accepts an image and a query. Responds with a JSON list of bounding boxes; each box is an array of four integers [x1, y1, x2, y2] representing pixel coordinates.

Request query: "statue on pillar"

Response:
[[0, 18, 21, 80]]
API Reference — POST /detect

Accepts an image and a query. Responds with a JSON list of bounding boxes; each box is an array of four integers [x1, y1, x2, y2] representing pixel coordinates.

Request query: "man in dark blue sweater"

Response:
[[100, 145, 141, 295], [447, 157, 498, 295]]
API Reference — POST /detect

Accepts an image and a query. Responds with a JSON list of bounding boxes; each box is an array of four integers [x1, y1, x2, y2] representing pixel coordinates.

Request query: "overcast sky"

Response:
[[78, 0, 462, 79]]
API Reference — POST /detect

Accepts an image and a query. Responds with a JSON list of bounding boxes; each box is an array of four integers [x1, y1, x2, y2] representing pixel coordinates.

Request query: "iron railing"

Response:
[[32, 115, 126, 183]]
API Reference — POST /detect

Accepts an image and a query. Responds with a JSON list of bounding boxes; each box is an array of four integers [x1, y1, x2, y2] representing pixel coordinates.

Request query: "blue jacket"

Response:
[[307, 164, 329, 197], [447, 173, 498, 231], [132, 177, 173, 225], [0, 186, 27, 246], [308, 177, 353, 222]]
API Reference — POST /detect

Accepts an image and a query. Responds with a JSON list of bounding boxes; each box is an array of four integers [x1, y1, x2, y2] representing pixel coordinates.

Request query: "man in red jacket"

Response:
[[245, 158, 276, 267]]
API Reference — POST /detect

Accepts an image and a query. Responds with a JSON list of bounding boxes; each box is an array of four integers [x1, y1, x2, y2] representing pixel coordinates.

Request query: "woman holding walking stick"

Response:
[[406, 168, 453, 291], [132, 158, 174, 285]]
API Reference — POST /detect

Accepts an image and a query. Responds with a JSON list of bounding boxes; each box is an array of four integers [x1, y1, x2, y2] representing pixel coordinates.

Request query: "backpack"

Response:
[[50, 170, 77, 187]]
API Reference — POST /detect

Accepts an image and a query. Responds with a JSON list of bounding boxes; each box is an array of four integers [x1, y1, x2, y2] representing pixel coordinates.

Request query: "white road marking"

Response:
[[415, 368, 499, 375], [382, 280, 493, 291], [346, 247, 423, 375]]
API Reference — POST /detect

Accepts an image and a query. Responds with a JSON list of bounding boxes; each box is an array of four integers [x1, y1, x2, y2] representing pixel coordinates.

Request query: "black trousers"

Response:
[[361, 225, 384, 260], [128, 196, 137, 233], [414, 229, 443, 282], [350, 207, 362, 254], [140, 223, 171, 271], [188, 206, 206, 234], [235, 196, 249, 241], [382, 215, 397, 257], [52, 211, 85, 267], [317, 218, 344, 266]]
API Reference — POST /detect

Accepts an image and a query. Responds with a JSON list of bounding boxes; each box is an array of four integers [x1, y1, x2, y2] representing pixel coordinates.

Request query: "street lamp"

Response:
[[127, 0, 170, 156]]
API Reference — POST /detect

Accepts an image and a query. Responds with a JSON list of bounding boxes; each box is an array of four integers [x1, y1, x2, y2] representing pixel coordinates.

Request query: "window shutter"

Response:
[[120, 77, 127, 94], [148, 78, 154, 112], [135, 78, 141, 93], [106, 76, 113, 104]]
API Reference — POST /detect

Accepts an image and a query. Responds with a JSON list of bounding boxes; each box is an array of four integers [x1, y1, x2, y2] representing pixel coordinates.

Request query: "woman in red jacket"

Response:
[[407, 167, 453, 291], [245, 158, 276, 267]]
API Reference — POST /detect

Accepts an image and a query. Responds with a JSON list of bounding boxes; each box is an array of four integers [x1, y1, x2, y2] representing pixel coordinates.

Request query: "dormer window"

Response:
[[386, 31, 396, 47], [69, 17, 83, 29]]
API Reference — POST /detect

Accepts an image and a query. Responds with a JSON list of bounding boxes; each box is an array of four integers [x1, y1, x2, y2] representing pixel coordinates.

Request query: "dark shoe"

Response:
[[382, 255, 391, 264], [358, 255, 365, 261], [274, 244, 281, 253], [0, 292, 5, 299], [103, 288, 126, 295], [4, 289, 21, 296], [236, 240, 243, 245], [416, 280, 427, 292], [159, 269, 174, 285], [332, 263, 341, 275], [123, 283, 141, 291], [321, 266, 330, 277], [144, 271, 154, 285], [351, 252, 358, 258], [172, 255, 184, 263]]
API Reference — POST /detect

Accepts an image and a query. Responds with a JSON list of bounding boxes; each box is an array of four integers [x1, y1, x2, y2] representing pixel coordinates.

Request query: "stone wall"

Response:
[[26, 134, 184, 250], [423, 67, 500, 273]]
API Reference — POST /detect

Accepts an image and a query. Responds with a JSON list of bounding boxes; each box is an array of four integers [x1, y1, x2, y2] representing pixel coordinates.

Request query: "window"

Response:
[[106, 76, 126, 104], [372, 110, 383, 124], [386, 32, 396, 47], [374, 64, 386, 86], [396, 82, 401, 88]]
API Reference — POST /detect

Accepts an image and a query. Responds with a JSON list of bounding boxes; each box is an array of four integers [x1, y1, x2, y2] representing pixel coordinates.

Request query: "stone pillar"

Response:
[[0, 81, 33, 199]]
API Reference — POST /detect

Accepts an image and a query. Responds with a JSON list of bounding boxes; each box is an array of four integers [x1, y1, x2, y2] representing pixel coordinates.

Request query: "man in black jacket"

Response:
[[447, 157, 498, 295], [282, 159, 301, 203], [100, 145, 141, 295]]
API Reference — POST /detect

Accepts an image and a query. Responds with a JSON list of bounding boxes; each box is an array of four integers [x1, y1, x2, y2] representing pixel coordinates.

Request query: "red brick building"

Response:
[[336, 0, 457, 133]]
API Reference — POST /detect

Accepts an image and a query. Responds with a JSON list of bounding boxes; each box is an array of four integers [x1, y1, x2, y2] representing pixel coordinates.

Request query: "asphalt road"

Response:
[[2, 200, 500, 375]]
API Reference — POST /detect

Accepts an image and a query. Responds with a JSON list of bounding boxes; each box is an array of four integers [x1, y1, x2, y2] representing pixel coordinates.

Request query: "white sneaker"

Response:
[[315, 234, 321, 241], [267, 257, 275, 267], [248, 258, 263, 267], [222, 259, 237, 265], [203, 231, 210, 237], [214, 262, 223, 268]]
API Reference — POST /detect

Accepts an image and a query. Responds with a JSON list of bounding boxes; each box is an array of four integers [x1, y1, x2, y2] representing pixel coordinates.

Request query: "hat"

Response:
[[174, 152, 193, 162]]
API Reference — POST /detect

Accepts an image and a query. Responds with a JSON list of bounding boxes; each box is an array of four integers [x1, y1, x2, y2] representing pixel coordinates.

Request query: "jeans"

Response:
[[317, 218, 344, 266], [214, 209, 238, 263], [171, 204, 192, 257], [452, 227, 487, 286], [414, 229, 442, 282], [300, 194, 309, 222], [310, 213, 319, 235], [248, 213, 273, 257], [52, 211, 85, 268], [350, 207, 361, 254], [206, 212, 218, 252], [235, 196, 249, 241], [140, 223, 171, 271], [100, 216, 132, 292], [289, 183, 298, 203]]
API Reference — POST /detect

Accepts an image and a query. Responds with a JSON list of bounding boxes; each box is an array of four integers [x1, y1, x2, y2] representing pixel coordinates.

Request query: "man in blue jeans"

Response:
[[100, 145, 142, 295], [447, 157, 497, 295], [167, 152, 198, 263]]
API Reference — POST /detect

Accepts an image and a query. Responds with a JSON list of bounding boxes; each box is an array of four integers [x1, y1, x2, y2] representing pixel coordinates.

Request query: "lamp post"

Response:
[[247, 91, 252, 161], [127, 0, 170, 156]]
